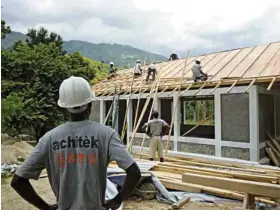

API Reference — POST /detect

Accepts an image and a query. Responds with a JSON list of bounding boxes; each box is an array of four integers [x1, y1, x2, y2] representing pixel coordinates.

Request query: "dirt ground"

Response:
[[1, 176, 242, 210]]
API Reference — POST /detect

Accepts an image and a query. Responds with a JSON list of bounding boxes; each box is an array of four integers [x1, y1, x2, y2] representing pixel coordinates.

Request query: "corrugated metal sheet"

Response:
[[93, 41, 280, 94]]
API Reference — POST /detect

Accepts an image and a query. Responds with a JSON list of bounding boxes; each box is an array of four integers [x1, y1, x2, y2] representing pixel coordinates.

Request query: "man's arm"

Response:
[[104, 132, 141, 209], [11, 175, 55, 209], [11, 136, 56, 210]]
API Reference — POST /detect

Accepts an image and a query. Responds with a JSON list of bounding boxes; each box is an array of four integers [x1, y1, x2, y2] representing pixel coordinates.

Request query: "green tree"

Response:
[[1, 42, 69, 140], [1, 25, 107, 141], [25, 27, 66, 55], [66, 52, 95, 81], [1, 20, 11, 39]]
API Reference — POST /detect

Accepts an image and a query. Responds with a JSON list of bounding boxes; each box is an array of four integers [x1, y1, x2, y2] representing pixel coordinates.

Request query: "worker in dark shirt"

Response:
[[169, 51, 179, 61]]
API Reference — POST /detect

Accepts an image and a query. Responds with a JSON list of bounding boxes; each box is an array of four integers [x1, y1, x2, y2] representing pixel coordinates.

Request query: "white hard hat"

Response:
[[150, 63, 155, 69], [110, 62, 114, 65], [137, 59, 141, 62], [58, 76, 95, 112], [172, 50, 176, 54]]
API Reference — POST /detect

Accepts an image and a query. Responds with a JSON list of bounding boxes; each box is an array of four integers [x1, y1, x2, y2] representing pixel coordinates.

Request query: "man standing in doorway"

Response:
[[142, 110, 170, 162], [11, 76, 141, 210]]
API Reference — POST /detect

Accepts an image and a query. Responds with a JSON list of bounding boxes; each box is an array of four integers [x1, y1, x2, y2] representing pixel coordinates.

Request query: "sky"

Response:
[[1, 0, 280, 57]]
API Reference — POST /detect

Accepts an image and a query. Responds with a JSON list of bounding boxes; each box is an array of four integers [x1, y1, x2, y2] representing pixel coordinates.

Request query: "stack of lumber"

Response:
[[137, 153, 280, 207], [266, 135, 280, 167]]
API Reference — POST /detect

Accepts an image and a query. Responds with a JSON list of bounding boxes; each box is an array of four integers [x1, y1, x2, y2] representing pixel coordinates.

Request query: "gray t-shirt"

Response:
[[144, 118, 168, 138], [191, 64, 203, 78], [16, 120, 135, 210]]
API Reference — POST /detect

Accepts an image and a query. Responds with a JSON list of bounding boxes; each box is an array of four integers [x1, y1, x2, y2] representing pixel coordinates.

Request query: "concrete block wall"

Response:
[[94, 85, 280, 162]]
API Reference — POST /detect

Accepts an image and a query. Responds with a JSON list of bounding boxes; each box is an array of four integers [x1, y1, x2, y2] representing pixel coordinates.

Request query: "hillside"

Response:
[[1, 31, 167, 68]]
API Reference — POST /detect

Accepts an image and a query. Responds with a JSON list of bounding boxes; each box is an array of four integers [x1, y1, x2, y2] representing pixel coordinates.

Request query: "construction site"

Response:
[[91, 41, 280, 209], [2, 41, 280, 210]]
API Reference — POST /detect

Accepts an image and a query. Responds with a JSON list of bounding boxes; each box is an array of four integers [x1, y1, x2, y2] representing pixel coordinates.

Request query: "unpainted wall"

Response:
[[221, 93, 250, 142], [118, 100, 127, 143], [131, 136, 174, 151], [160, 98, 173, 135], [177, 142, 215, 156], [259, 94, 275, 143], [275, 95, 280, 137], [221, 146, 250, 161], [132, 99, 153, 133]]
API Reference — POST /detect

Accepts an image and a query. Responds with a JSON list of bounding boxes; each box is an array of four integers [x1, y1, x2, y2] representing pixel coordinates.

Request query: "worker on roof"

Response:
[[142, 110, 170, 163], [146, 63, 157, 83], [168, 50, 179, 61], [134, 60, 142, 76], [11, 76, 141, 210], [108, 61, 117, 79], [191, 60, 208, 82]]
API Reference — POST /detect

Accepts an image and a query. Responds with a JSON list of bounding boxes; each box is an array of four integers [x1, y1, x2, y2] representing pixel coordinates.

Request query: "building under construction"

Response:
[[90, 41, 280, 163]]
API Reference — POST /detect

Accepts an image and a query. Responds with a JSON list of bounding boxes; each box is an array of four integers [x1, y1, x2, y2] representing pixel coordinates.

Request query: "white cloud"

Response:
[[1, 0, 280, 57]]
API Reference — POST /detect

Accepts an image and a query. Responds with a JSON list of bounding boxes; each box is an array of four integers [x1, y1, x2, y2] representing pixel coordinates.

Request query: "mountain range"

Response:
[[1, 31, 167, 68]]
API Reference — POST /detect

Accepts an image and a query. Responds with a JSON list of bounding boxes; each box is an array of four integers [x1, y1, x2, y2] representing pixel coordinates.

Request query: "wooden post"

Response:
[[165, 50, 190, 155], [133, 59, 147, 130], [138, 63, 164, 158], [127, 63, 164, 151], [120, 63, 138, 140], [267, 77, 276, 91], [210, 81, 221, 94], [245, 79, 256, 92]]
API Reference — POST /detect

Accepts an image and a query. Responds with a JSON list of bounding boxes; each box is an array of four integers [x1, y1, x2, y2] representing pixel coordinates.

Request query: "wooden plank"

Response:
[[158, 163, 278, 183], [159, 179, 202, 193], [267, 140, 280, 161], [271, 138, 280, 152], [267, 77, 277, 91], [244, 42, 280, 77], [182, 172, 280, 198], [259, 43, 280, 77], [245, 79, 256, 92], [229, 45, 268, 78], [128, 64, 164, 151], [138, 153, 269, 174], [266, 148, 280, 167], [138, 63, 164, 157], [212, 48, 253, 81], [165, 51, 190, 155], [159, 178, 275, 206], [152, 165, 233, 178]]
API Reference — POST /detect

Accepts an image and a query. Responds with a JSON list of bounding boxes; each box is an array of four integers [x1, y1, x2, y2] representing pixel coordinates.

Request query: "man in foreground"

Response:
[[142, 110, 170, 162], [11, 76, 141, 210]]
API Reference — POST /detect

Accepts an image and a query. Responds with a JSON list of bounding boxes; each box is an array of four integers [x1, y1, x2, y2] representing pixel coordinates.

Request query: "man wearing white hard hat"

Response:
[[168, 50, 179, 61], [146, 63, 157, 82], [108, 61, 117, 78], [134, 59, 142, 76], [11, 76, 141, 210]]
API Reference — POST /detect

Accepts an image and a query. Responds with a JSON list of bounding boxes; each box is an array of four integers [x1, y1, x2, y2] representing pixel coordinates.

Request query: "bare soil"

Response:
[[1, 177, 241, 210], [1, 142, 35, 164]]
